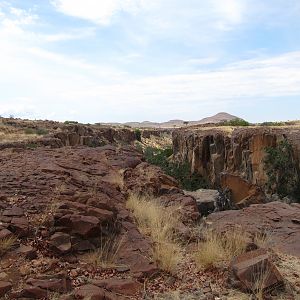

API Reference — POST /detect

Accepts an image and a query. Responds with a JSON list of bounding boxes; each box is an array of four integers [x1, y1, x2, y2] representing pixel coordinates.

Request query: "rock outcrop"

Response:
[[0, 145, 198, 299], [173, 126, 300, 204], [206, 201, 300, 257]]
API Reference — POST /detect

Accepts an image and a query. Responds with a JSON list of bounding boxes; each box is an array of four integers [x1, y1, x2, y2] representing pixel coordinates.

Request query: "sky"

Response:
[[0, 0, 300, 123]]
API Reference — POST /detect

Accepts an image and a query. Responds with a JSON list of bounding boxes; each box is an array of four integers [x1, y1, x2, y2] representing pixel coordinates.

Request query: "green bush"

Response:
[[24, 128, 48, 135], [24, 128, 35, 135], [64, 120, 78, 125], [220, 118, 250, 127], [261, 121, 285, 126], [135, 129, 142, 142], [264, 140, 300, 200], [144, 147, 208, 191]]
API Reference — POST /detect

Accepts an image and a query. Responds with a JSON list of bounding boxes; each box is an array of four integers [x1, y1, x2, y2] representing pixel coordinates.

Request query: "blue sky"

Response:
[[0, 0, 300, 123]]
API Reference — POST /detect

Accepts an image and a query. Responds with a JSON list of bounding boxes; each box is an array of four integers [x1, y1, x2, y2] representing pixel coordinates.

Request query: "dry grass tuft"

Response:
[[126, 194, 183, 275], [251, 266, 273, 300], [0, 235, 17, 256], [83, 235, 123, 269], [253, 231, 272, 249], [194, 228, 248, 269]]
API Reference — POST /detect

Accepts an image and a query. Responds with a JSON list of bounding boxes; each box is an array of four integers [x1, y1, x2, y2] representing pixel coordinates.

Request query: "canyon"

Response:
[[0, 117, 299, 299]]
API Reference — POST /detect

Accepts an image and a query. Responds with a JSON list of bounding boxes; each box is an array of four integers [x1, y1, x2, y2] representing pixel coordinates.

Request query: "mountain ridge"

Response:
[[105, 112, 238, 128]]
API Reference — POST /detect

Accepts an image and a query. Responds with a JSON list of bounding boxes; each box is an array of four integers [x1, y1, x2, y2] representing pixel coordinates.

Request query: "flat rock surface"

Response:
[[207, 201, 300, 257]]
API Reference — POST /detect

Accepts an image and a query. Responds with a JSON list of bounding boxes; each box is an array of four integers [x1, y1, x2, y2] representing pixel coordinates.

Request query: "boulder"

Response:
[[15, 244, 37, 260], [220, 173, 266, 207], [56, 215, 100, 237], [26, 277, 72, 293], [92, 278, 142, 296], [49, 232, 72, 254], [230, 248, 284, 292], [184, 189, 218, 215], [8, 217, 29, 237], [74, 284, 106, 300]]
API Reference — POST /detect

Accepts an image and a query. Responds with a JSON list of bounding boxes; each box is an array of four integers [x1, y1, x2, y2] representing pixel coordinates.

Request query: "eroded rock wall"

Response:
[[173, 126, 300, 198]]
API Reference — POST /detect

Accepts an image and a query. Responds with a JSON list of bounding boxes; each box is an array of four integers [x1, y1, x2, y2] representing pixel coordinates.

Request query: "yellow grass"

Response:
[[126, 194, 183, 275], [194, 229, 248, 269], [83, 235, 123, 269], [0, 235, 17, 256]]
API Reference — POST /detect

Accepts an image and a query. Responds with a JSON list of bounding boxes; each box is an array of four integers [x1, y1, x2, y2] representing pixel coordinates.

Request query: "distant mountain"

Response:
[[196, 112, 238, 125], [105, 112, 238, 128]]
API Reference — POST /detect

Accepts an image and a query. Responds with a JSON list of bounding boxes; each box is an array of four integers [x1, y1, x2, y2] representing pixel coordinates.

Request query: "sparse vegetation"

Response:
[[83, 234, 124, 269], [264, 139, 300, 200], [144, 147, 208, 191], [24, 127, 48, 135], [135, 128, 142, 141], [64, 120, 78, 124], [0, 236, 17, 256], [261, 121, 285, 127], [194, 228, 248, 269], [126, 194, 183, 274], [219, 118, 250, 127]]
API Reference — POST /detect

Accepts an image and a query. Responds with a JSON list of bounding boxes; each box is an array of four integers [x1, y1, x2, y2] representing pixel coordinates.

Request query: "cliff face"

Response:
[[173, 126, 300, 203]]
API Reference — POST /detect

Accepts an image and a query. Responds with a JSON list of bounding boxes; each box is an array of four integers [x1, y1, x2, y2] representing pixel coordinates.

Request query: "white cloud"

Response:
[[51, 0, 147, 25], [1, 31, 300, 122]]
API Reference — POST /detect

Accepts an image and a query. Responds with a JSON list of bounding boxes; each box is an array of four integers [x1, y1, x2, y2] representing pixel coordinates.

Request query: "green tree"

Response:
[[264, 140, 300, 200]]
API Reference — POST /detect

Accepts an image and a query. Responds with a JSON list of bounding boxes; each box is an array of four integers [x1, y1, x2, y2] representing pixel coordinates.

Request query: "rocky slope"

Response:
[[173, 126, 300, 205], [0, 144, 198, 299]]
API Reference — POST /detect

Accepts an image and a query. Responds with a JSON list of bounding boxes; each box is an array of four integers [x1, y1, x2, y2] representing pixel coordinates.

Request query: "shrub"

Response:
[[144, 147, 208, 191], [264, 139, 300, 200], [36, 128, 48, 135], [126, 194, 183, 274], [64, 120, 78, 125], [135, 129, 142, 142], [24, 127, 48, 135], [261, 121, 285, 127], [220, 118, 250, 127]]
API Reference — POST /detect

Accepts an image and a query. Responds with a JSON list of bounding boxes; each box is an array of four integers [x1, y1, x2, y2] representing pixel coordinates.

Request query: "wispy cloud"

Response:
[[51, 0, 147, 25]]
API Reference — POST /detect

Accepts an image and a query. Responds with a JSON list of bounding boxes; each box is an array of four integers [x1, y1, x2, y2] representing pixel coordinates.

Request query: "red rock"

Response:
[[9, 217, 29, 237], [74, 284, 106, 300], [56, 215, 101, 237], [0, 229, 13, 239], [86, 207, 114, 221], [92, 278, 141, 296], [3, 207, 24, 217], [230, 248, 284, 292], [15, 244, 37, 260], [207, 201, 300, 257], [27, 277, 72, 293], [49, 232, 72, 254], [11, 286, 47, 299], [0, 281, 12, 297]]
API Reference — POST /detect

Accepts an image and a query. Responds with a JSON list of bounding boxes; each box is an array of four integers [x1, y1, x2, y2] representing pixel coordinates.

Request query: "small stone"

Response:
[[0, 281, 12, 297], [3, 207, 24, 217], [0, 273, 8, 281], [49, 232, 71, 254], [15, 244, 37, 260], [0, 229, 13, 239]]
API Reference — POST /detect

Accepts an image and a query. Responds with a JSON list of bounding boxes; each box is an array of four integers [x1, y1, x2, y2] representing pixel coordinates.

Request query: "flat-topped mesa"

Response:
[[172, 126, 300, 205]]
